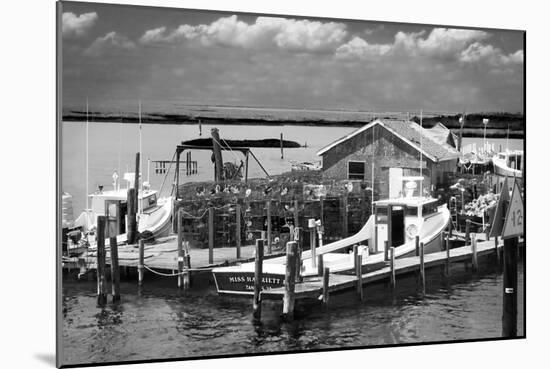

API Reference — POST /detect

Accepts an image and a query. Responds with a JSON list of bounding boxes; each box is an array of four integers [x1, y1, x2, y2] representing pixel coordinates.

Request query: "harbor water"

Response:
[[61, 258, 524, 366]]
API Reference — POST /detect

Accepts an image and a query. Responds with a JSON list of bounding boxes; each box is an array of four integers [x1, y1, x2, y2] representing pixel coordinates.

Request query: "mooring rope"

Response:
[[143, 264, 217, 276]]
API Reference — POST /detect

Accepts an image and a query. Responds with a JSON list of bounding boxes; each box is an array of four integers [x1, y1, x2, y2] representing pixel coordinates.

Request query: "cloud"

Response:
[[459, 42, 524, 66], [62, 12, 98, 38], [84, 32, 136, 57], [335, 36, 391, 59], [140, 15, 348, 52]]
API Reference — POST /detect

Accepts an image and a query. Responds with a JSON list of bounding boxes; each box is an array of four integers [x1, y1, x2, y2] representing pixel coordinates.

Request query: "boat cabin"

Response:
[[373, 194, 439, 252], [496, 151, 523, 171]]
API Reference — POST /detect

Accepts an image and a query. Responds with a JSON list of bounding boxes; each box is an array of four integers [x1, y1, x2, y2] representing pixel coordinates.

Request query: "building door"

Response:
[[389, 167, 403, 198]]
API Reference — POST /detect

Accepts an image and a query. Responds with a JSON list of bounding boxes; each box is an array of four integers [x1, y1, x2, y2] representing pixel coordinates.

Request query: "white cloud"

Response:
[[335, 36, 391, 59], [84, 32, 136, 57], [140, 15, 348, 52], [459, 42, 524, 66], [62, 12, 98, 38]]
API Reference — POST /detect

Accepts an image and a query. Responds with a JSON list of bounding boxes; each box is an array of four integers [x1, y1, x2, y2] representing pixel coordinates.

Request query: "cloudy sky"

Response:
[[61, 2, 524, 113]]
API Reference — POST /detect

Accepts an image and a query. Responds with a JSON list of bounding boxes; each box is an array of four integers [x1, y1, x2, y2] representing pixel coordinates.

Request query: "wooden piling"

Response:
[[415, 235, 420, 257], [96, 216, 107, 305], [495, 235, 500, 264], [317, 254, 324, 276], [177, 209, 185, 290], [310, 227, 317, 268], [384, 240, 389, 262], [419, 241, 425, 295], [355, 253, 363, 301], [322, 267, 330, 305], [502, 237, 518, 337], [184, 241, 191, 289], [390, 246, 396, 290], [127, 188, 137, 244], [253, 239, 264, 321], [235, 204, 241, 259], [283, 241, 298, 320], [109, 236, 120, 302], [293, 200, 299, 231], [465, 219, 471, 246], [445, 231, 451, 277], [138, 239, 145, 287], [267, 200, 272, 254], [471, 237, 479, 272], [341, 195, 348, 238], [211, 128, 223, 182], [208, 207, 214, 264]]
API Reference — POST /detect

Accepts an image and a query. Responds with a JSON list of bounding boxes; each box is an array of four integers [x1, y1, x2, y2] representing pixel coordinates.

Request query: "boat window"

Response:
[[348, 161, 365, 180], [405, 206, 419, 217], [144, 194, 157, 209], [376, 206, 387, 223], [422, 202, 438, 217]]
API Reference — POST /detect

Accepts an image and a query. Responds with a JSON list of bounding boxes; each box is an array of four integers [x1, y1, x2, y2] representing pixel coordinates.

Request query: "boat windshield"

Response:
[[422, 202, 438, 217]]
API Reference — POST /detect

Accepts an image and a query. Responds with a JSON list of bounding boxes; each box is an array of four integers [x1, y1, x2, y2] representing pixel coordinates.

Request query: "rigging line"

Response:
[[85, 98, 89, 211], [220, 136, 241, 162], [159, 150, 176, 197], [420, 109, 423, 197]]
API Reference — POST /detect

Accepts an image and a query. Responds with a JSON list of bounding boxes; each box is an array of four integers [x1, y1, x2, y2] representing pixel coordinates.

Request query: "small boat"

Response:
[[492, 150, 523, 178], [73, 173, 173, 249], [212, 187, 450, 295], [290, 160, 321, 171]]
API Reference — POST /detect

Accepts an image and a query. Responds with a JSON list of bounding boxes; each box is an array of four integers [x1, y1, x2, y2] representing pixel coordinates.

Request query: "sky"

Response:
[[60, 1, 525, 114]]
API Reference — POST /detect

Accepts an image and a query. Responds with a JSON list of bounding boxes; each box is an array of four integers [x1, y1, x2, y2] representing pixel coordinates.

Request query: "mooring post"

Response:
[[236, 203, 241, 259], [448, 219, 452, 238], [96, 216, 107, 305], [138, 239, 145, 287], [109, 236, 121, 302], [177, 209, 185, 290], [415, 235, 420, 257], [184, 241, 191, 289], [309, 220, 317, 268], [322, 267, 330, 305], [283, 241, 298, 320], [293, 199, 299, 231], [127, 188, 137, 244], [266, 200, 272, 254], [495, 235, 501, 264], [208, 207, 214, 265], [390, 246, 396, 290], [471, 237, 479, 272], [341, 195, 348, 238], [253, 239, 264, 321], [294, 226, 302, 283], [445, 231, 451, 277], [502, 237, 518, 337], [384, 240, 389, 262], [355, 252, 363, 301], [317, 254, 324, 276], [465, 219, 471, 246], [419, 241, 425, 295]]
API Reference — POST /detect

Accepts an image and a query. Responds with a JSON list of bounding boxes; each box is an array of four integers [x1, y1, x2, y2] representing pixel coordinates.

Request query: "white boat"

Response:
[[73, 174, 173, 248], [492, 150, 523, 178], [212, 188, 450, 295]]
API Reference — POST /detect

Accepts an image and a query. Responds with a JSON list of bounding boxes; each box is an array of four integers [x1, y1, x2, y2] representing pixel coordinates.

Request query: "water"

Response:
[[61, 121, 523, 214], [61, 259, 524, 366]]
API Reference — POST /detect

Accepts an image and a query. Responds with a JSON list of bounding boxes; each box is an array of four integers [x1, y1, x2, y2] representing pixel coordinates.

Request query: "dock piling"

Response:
[[390, 246, 396, 290], [355, 253, 363, 301], [384, 240, 389, 262], [177, 209, 185, 290], [138, 239, 145, 287], [341, 195, 348, 238], [502, 237, 518, 337], [309, 221, 317, 268], [253, 239, 264, 321], [472, 237, 479, 272], [322, 267, 330, 305], [267, 200, 272, 254], [317, 254, 324, 276], [208, 207, 214, 265], [96, 216, 107, 305], [283, 241, 298, 320], [127, 188, 137, 244], [445, 231, 451, 277], [415, 235, 420, 257], [109, 236, 121, 302], [419, 241, 425, 295], [495, 235, 501, 264], [236, 204, 241, 259]]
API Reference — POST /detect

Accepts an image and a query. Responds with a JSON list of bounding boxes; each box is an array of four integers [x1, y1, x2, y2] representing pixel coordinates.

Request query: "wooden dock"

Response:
[[261, 236, 509, 301]]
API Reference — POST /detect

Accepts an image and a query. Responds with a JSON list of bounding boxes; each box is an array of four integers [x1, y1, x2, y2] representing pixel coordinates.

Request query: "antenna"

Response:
[[139, 100, 143, 215], [419, 109, 423, 197], [86, 98, 89, 210]]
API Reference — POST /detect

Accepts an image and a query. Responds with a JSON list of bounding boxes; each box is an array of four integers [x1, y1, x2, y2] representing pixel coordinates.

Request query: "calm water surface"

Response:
[[62, 259, 524, 366]]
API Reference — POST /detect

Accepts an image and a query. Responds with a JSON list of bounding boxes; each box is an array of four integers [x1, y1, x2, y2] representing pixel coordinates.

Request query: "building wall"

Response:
[[321, 124, 453, 199]]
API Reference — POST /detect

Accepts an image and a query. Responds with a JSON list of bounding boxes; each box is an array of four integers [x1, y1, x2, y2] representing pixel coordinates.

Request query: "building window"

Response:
[[348, 161, 365, 180]]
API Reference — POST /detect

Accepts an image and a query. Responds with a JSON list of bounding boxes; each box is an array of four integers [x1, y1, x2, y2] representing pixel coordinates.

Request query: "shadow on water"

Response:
[[60, 253, 523, 366]]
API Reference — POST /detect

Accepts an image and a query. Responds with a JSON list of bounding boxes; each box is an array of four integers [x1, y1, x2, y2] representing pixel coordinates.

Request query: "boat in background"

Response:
[[212, 178, 450, 295], [290, 160, 321, 171], [492, 150, 523, 178]]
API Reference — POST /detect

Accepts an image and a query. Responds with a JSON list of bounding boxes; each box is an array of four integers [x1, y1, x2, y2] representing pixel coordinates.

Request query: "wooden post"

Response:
[[341, 195, 348, 238], [310, 227, 317, 268], [211, 128, 223, 182], [283, 241, 298, 320], [448, 217, 453, 238], [109, 236, 120, 302], [244, 151, 249, 183], [465, 219, 471, 246], [390, 246, 396, 290], [266, 200, 272, 254], [280, 132, 284, 159], [502, 237, 518, 337], [184, 241, 191, 290], [127, 188, 137, 244], [208, 207, 214, 265], [133, 152, 140, 201], [138, 239, 145, 287], [295, 226, 302, 283], [253, 239, 264, 321], [96, 216, 107, 305], [445, 231, 451, 277], [175, 149, 181, 199], [235, 204, 241, 259], [471, 237, 478, 272], [384, 240, 389, 262], [293, 200, 299, 231], [495, 235, 501, 264], [415, 235, 420, 257], [419, 241, 425, 295], [355, 253, 363, 301], [177, 209, 185, 290], [317, 254, 324, 276], [322, 267, 330, 305]]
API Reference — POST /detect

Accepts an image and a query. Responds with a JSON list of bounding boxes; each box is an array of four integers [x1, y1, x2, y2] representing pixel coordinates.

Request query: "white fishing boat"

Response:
[[492, 150, 523, 178], [212, 178, 450, 295]]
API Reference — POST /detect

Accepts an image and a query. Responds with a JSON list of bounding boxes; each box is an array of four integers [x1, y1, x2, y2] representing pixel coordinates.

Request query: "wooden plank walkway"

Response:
[[64, 235, 285, 272], [261, 237, 504, 300]]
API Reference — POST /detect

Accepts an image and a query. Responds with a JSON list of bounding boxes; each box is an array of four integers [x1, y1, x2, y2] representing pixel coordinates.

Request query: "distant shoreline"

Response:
[[62, 112, 525, 139]]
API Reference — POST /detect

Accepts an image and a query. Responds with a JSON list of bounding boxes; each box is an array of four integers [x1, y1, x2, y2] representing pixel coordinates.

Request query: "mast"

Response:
[[419, 110, 423, 197], [85, 98, 89, 210], [139, 100, 143, 215], [371, 120, 375, 214]]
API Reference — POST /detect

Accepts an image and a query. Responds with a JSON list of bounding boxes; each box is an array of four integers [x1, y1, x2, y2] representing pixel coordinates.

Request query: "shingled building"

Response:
[[316, 119, 459, 199]]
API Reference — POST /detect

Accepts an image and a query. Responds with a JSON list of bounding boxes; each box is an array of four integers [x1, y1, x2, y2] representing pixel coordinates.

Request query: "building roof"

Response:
[[316, 119, 459, 162]]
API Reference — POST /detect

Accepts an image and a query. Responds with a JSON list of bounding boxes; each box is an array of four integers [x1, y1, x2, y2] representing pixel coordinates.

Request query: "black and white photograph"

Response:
[[56, 0, 526, 367]]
